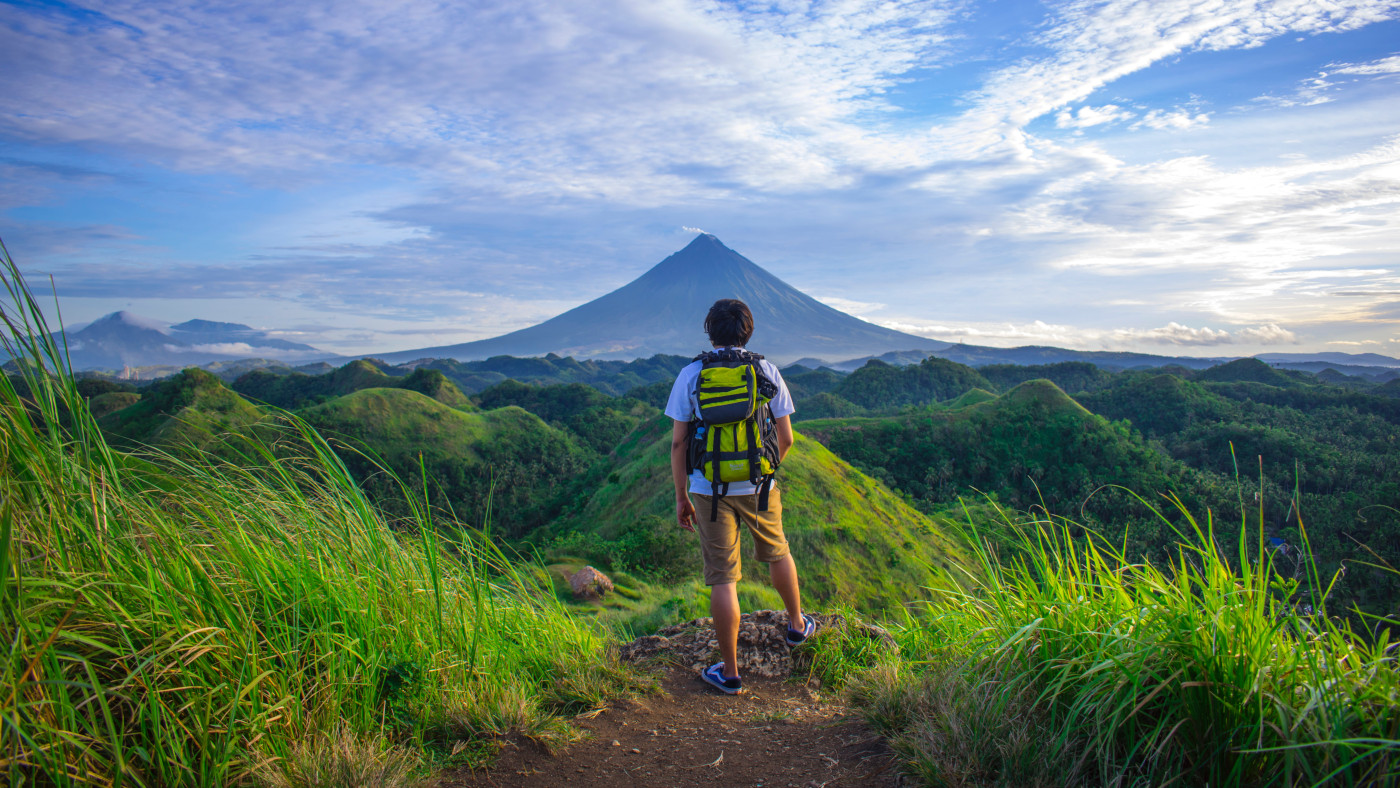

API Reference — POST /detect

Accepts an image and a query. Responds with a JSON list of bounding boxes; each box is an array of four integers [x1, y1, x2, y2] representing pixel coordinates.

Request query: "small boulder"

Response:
[[569, 566, 614, 600]]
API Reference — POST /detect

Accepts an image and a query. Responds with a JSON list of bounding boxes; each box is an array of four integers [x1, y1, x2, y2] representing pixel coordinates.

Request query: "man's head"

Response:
[[705, 298, 754, 347]]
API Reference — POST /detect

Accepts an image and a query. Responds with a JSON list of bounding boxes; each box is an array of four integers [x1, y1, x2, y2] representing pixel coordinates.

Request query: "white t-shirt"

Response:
[[664, 350, 796, 496]]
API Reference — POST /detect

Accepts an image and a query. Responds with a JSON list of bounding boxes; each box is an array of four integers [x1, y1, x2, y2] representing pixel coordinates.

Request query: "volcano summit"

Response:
[[379, 234, 945, 364]]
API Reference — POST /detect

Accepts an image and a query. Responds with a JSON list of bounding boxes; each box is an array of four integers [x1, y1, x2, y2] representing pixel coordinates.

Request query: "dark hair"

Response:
[[704, 299, 754, 347]]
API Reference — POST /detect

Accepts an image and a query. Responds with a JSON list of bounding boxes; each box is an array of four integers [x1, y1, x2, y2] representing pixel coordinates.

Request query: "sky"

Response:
[[2, 0, 1399, 359]]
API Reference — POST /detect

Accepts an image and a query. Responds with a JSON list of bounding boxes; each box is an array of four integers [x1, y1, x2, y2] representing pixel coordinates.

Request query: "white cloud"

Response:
[[1121, 322, 1233, 345], [1234, 324, 1299, 344], [958, 0, 1398, 146], [1332, 54, 1400, 76], [1056, 104, 1135, 129], [1258, 53, 1400, 106], [1031, 134, 1400, 326], [877, 318, 1299, 350], [170, 342, 328, 359], [2, 0, 1398, 357], [0, 0, 957, 199], [814, 295, 887, 316], [1132, 108, 1211, 131]]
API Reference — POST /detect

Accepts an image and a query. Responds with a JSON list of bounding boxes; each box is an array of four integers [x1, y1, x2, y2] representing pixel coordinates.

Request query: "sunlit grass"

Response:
[[0, 241, 647, 786], [826, 497, 1400, 787]]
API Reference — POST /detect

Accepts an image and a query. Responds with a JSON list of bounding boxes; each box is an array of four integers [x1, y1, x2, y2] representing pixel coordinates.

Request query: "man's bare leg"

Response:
[[710, 581, 741, 678], [768, 555, 804, 631]]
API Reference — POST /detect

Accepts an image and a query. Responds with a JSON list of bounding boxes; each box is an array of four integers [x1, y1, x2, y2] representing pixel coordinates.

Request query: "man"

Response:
[[665, 298, 814, 695]]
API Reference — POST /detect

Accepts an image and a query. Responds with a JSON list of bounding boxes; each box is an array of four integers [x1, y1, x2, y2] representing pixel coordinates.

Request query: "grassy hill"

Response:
[[233, 359, 475, 411], [940, 387, 997, 409], [475, 379, 656, 454], [300, 388, 589, 536], [799, 380, 1225, 555], [1195, 357, 1309, 387], [99, 367, 268, 451], [833, 356, 993, 410], [88, 390, 140, 418], [415, 353, 689, 396], [544, 413, 969, 615]]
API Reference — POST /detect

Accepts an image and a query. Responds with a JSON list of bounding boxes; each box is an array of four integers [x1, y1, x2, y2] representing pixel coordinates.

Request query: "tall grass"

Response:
[[832, 496, 1400, 787], [0, 242, 645, 786]]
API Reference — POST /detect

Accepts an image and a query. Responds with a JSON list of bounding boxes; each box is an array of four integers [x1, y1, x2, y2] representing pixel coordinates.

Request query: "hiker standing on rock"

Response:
[[666, 298, 815, 695]]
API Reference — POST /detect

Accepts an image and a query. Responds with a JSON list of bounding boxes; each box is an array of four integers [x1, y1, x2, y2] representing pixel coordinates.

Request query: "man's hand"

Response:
[[676, 496, 696, 532]]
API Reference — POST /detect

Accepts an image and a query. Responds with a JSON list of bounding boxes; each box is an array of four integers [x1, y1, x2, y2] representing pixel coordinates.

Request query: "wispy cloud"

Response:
[[1132, 107, 1211, 130], [880, 318, 1298, 350], [1256, 52, 1400, 106], [1056, 104, 1136, 129], [2, 0, 1398, 355], [0, 0, 956, 199]]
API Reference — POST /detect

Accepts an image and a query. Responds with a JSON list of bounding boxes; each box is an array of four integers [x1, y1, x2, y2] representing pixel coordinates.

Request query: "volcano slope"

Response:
[[546, 413, 969, 615]]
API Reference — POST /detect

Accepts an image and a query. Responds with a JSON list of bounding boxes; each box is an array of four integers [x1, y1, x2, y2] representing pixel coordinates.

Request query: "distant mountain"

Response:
[[374, 234, 947, 364], [56, 311, 328, 371], [1256, 351, 1400, 368], [798, 344, 1400, 380]]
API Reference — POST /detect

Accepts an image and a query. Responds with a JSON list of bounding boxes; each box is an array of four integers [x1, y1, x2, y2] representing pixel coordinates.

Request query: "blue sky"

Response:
[[2, 0, 1399, 358]]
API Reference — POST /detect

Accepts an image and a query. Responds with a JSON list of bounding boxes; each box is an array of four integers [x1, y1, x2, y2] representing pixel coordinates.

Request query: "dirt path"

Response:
[[444, 666, 903, 788]]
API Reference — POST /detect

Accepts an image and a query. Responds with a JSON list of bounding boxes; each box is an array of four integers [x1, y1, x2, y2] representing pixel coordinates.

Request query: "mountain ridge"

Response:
[[372, 234, 949, 364]]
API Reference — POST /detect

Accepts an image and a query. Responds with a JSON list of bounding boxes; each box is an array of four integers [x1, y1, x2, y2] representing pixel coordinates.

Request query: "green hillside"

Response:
[[88, 390, 140, 418], [977, 360, 1114, 394], [1195, 357, 1308, 387], [233, 359, 475, 411], [546, 413, 969, 614], [417, 353, 689, 396], [834, 356, 993, 410], [800, 379, 1224, 555], [99, 368, 267, 451], [475, 379, 656, 454], [300, 388, 589, 536], [940, 387, 997, 409], [780, 364, 845, 399]]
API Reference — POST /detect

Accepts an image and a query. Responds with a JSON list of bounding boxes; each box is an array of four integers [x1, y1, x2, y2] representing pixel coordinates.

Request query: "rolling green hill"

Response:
[[88, 390, 140, 418], [977, 360, 1114, 394], [299, 388, 589, 536], [799, 379, 1226, 555], [474, 379, 656, 455], [833, 356, 993, 410], [99, 368, 268, 451], [1195, 357, 1309, 387], [544, 413, 969, 614], [940, 387, 997, 409], [415, 353, 689, 396], [232, 359, 474, 411]]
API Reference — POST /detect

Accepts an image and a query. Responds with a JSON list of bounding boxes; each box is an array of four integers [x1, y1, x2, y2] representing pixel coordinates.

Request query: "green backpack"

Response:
[[685, 348, 782, 521]]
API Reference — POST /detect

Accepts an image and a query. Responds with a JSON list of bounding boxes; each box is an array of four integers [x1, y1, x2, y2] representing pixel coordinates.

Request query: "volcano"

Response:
[[378, 234, 946, 364]]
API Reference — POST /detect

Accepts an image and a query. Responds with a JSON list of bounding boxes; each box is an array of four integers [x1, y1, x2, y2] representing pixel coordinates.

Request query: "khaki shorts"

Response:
[[692, 488, 788, 585]]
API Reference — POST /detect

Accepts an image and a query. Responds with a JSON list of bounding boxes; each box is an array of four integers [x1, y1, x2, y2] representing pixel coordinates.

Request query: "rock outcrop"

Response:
[[569, 566, 614, 600]]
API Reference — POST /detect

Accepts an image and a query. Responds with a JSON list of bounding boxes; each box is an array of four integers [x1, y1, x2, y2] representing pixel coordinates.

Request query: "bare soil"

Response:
[[444, 666, 904, 788]]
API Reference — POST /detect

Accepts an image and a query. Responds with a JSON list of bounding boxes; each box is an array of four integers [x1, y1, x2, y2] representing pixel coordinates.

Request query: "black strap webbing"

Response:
[[756, 475, 773, 512], [710, 480, 729, 522]]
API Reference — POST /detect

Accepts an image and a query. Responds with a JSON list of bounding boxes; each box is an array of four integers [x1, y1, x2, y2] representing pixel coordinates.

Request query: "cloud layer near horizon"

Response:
[[2, 0, 1399, 356]]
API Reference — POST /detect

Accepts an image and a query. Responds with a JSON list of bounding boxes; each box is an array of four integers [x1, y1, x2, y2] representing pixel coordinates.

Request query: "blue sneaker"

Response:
[[786, 614, 817, 646], [701, 662, 743, 695]]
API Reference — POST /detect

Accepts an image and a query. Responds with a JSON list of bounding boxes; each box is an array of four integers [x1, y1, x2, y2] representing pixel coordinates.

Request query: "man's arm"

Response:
[[775, 415, 793, 463], [671, 419, 696, 531]]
